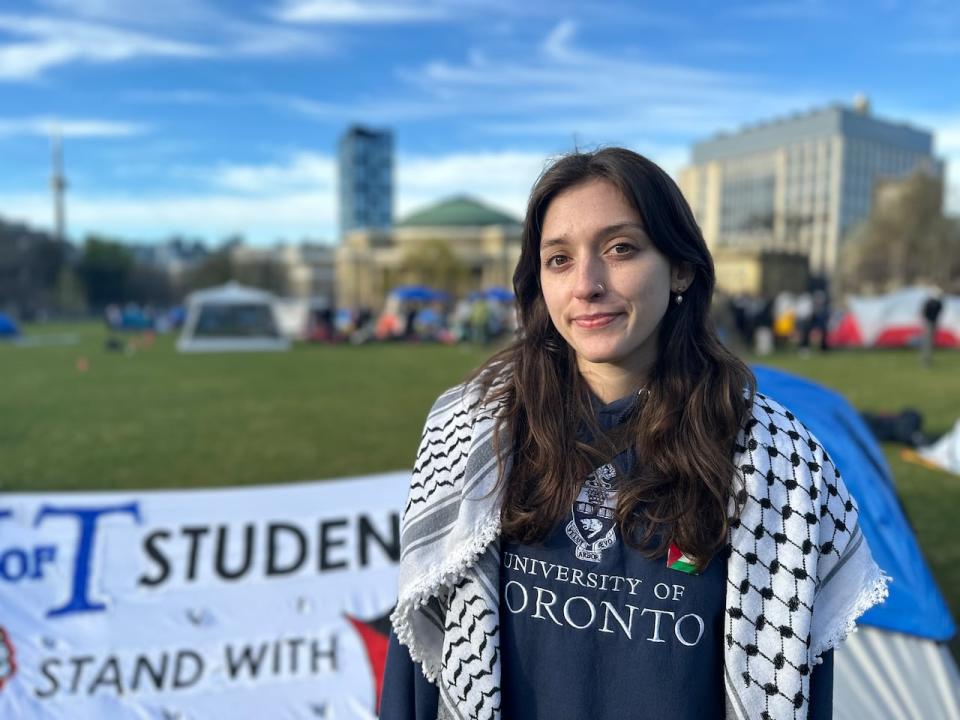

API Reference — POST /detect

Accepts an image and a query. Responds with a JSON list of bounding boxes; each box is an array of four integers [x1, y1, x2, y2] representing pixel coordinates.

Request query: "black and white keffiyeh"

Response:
[[391, 381, 888, 720]]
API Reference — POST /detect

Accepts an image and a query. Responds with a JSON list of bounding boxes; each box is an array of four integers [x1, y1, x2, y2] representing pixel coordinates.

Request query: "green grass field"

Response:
[[2, 322, 958, 650]]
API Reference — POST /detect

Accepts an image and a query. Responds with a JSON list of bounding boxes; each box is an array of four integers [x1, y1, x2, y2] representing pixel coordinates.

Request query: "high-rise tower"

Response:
[[50, 129, 68, 242], [338, 125, 393, 237]]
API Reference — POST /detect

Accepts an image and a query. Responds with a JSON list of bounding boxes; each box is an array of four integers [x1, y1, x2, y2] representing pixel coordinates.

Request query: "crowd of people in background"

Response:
[[101, 284, 954, 362], [717, 287, 833, 357], [364, 287, 518, 345], [103, 287, 519, 347]]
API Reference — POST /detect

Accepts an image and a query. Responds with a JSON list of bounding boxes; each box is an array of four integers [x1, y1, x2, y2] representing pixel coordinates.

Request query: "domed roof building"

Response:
[[396, 195, 520, 228], [335, 195, 522, 309]]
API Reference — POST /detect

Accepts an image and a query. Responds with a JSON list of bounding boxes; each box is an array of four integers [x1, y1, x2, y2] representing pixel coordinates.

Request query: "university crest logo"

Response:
[[0, 626, 15, 692], [565, 463, 618, 563]]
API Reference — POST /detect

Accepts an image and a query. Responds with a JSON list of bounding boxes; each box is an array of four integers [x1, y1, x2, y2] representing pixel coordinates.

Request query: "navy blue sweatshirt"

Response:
[[381, 394, 833, 719]]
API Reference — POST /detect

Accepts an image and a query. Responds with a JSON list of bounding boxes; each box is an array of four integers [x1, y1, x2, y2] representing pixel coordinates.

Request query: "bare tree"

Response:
[[844, 172, 959, 292], [399, 238, 468, 296]]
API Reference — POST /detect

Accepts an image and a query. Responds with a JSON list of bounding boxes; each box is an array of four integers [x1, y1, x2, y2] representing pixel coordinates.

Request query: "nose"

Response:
[[572, 255, 606, 301]]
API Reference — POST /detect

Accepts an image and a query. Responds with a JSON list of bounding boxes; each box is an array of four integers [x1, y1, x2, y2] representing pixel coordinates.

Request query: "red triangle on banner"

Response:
[[345, 614, 390, 713]]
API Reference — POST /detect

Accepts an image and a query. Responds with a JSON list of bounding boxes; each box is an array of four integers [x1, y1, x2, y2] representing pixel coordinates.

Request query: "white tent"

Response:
[[917, 419, 960, 477], [177, 282, 290, 353], [273, 296, 331, 341], [835, 626, 960, 719], [830, 286, 960, 348]]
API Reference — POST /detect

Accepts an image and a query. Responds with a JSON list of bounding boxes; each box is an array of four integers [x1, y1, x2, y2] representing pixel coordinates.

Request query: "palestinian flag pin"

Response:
[[667, 542, 699, 575]]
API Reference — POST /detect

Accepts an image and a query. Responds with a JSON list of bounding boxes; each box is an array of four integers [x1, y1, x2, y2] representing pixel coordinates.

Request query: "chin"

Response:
[[572, 344, 631, 366]]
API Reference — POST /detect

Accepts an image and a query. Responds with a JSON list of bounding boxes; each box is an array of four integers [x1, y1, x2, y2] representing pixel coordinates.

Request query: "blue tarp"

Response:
[[484, 287, 514, 302], [389, 286, 447, 302], [466, 288, 514, 302], [0, 313, 19, 338], [754, 365, 956, 642], [120, 308, 153, 330]]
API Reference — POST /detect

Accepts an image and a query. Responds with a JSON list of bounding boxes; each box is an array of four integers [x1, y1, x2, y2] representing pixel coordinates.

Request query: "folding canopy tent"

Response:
[[754, 366, 959, 719], [177, 282, 290, 353]]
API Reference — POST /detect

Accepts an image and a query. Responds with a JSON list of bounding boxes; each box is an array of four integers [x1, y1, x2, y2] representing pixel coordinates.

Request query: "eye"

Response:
[[544, 254, 570, 269], [607, 242, 637, 257]]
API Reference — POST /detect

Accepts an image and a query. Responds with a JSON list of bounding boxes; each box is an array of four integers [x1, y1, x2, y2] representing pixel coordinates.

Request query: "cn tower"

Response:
[[50, 129, 67, 242]]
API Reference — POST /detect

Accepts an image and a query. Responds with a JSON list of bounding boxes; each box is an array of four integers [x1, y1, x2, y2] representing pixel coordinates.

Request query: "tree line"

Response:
[[0, 222, 288, 320]]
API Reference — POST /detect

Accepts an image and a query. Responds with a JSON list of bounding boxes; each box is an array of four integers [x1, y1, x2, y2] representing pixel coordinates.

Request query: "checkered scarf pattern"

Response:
[[392, 382, 888, 720]]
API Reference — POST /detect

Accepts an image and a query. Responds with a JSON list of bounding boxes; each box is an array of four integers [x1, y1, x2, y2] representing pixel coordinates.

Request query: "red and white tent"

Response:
[[829, 287, 960, 348]]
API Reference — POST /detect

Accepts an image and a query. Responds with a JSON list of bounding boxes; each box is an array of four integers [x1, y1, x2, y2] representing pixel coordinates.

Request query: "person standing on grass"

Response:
[[921, 288, 944, 369], [382, 148, 887, 720], [795, 290, 814, 355]]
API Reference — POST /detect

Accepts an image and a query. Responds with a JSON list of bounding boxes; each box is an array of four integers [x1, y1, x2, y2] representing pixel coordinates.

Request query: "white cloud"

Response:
[[211, 152, 336, 193], [0, 142, 720, 244], [202, 148, 546, 220], [271, 91, 458, 123], [0, 115, 148, 138], [396, 150, 550, 218], [0, 7, 336, 82], [0, 13, 211, 81], [273, 0, 447, 24], [222, 19, 336, 57], [0, 149, 554, 243], [261, 94, 348, 120], [124, 89, 224, 105], [35, 0, 213, 25], [398, 21, 818, 142], [540, 19, 579, 62], [259, 21, 805, 137], [0, 190, 339, 243]]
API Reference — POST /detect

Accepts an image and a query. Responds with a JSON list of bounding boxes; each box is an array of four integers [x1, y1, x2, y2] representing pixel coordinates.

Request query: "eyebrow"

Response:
[[540, 222, 647, 251]]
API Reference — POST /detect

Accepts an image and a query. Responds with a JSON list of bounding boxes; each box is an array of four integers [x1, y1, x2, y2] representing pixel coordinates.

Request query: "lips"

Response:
[[571, 312, 624, 329]]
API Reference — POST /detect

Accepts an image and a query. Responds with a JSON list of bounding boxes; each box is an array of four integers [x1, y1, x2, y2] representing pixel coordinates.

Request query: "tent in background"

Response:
[[483, 287, 514, 302], [177, 282, 290, 353], [754, 366, 959, 719], [388, 285, 447, 303], [914, 419, 960, 477], [274, 297, 331, 341], [830, 286, 960, 348], [0, 313, 19, 340], [376, 286, 449, 340]]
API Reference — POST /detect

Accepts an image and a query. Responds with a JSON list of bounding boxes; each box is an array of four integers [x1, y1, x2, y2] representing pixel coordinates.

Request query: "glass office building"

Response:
[[338, 125, 394, 237], [679, 99, 943, 277]]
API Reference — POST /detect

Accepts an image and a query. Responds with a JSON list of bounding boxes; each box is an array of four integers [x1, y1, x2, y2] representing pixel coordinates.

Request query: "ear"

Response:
[[671, 262, 694, 293]]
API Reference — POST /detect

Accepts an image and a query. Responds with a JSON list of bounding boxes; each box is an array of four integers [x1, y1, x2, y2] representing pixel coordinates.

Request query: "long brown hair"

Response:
[[473, 147, 754, 569]]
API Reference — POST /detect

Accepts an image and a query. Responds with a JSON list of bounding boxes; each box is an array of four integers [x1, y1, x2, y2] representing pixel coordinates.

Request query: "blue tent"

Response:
[[754, 365, 955, 642], [0, 313, 19, 339]]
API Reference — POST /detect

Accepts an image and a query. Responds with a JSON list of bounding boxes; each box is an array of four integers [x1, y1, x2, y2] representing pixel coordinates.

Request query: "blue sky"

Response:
[[1, 0, 958, 245]]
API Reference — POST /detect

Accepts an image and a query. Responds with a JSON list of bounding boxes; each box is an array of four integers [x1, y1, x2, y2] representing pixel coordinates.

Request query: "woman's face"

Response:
[[538, 178, 688, 383]]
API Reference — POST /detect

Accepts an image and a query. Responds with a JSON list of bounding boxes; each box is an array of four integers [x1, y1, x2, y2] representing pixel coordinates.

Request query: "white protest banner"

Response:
[[0, 471, 410, 719]]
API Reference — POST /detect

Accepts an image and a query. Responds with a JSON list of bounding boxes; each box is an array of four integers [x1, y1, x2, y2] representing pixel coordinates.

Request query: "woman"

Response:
[[382, 148, 887, 719]]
